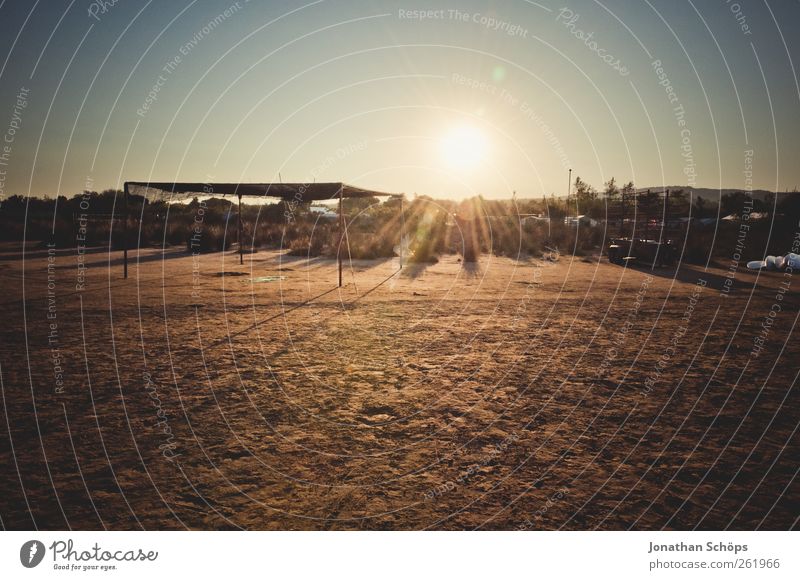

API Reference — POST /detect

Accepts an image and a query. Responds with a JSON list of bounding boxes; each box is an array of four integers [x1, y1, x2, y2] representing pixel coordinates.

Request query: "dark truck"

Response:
[[605, 189, 688, 268], [607, 236, 677, 267]]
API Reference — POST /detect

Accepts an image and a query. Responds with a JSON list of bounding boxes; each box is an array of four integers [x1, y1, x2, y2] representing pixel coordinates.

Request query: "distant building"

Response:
[[309, 205, 338, 220]]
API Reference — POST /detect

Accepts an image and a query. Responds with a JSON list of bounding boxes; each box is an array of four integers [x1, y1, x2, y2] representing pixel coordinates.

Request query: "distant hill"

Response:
[[539, 187, 794, 201], [637, 187, 791, 201]]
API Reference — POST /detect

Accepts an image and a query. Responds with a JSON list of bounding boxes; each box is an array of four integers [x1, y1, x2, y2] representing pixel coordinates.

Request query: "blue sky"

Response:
[[0, 0, 798, 199]]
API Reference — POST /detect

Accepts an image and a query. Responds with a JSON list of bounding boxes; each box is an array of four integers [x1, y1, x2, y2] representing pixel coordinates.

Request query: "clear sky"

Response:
[[0, 0, 798, 200]]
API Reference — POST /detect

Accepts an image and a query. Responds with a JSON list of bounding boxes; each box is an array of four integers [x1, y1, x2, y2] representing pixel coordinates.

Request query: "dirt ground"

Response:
[[0, 242, 797, 530]]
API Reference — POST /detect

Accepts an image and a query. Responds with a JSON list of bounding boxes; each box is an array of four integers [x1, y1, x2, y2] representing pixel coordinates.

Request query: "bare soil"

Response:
[[0, 243, 797, 530]]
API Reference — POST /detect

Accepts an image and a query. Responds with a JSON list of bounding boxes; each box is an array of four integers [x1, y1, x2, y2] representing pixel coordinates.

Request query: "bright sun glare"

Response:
[[439, 124, 489, 169]]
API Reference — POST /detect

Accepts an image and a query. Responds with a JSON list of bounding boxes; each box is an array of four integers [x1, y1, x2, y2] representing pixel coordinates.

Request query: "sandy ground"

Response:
[[0, 242, 797, 530]]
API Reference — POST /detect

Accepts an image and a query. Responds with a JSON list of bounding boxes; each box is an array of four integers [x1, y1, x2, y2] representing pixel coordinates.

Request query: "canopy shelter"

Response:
[[122, 181, 401, 285], [125, 181, 390, 201]]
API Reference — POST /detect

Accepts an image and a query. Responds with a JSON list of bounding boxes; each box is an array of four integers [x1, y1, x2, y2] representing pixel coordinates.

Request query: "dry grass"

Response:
[[0, 242, 797, 530]]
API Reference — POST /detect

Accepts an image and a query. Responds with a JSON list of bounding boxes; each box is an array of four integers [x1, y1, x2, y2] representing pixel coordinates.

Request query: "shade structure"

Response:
[[121, 181, 402, 282], [125, 181, 398, 202]]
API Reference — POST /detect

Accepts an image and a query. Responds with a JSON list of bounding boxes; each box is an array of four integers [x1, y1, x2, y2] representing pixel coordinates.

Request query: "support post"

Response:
[[123, 183, 129, 279], [338, 185, 344, 287], [238, 193, 243, 265]]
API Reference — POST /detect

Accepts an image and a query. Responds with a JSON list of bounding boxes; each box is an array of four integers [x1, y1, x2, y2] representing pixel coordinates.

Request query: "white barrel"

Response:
[[785, 253, 800, 269]]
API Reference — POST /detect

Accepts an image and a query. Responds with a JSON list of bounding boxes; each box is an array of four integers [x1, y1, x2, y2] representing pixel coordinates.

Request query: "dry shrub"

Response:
[[185, 225, 232, 253]]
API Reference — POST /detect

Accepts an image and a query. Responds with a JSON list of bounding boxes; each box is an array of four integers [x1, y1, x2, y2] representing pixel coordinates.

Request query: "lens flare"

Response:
[[439, 124, 489, 169]]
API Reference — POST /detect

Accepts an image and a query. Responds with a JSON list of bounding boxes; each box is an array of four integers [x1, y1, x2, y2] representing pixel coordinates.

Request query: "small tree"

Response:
[[574, 176, 596, 203], [603, 177, 619, 202], [694, 196, 709, 218], [720, 192, 749, 217], [547, 193, 566, 219]]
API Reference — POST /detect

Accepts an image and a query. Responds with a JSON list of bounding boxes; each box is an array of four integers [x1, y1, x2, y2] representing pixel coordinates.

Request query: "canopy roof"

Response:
[[125, 181, 399, 201]]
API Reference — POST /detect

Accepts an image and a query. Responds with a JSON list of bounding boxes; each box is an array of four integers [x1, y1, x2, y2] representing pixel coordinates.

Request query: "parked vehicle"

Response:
[[608, 237, 677, 267]]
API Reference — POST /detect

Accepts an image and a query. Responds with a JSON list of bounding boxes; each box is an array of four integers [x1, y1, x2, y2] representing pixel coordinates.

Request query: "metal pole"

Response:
[[123, 182, 129, 279], [399, 195, 404, 271], [661, 189, 670, 266], [238, 193, 243, 265], [567, 168, 572, 217], [338, 185, 344, 287]]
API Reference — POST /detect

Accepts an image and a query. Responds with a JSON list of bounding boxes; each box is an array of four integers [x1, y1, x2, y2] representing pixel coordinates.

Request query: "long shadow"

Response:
[[461, 260, 482, 279], [401, 261, 433, 280], [264, 254, 328, 269], [205, 286, 339, 349], [0, 244, 164, 263], [80, 247, 190, 269], [205, 268, 402, 352], [618, 260, 730, 292], [509, 254, 540, 265], [346, 257, 395, 272], [349, 269, 401, 301], [219, 269, 403, 365], [107, 248, 325, 270]]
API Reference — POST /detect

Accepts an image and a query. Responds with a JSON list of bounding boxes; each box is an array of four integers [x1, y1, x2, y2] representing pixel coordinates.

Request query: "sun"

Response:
[[439, 124, 489, 169]]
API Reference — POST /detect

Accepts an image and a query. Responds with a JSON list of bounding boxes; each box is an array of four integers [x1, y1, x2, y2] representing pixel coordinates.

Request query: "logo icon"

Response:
[[20, 540, 46, 568]]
